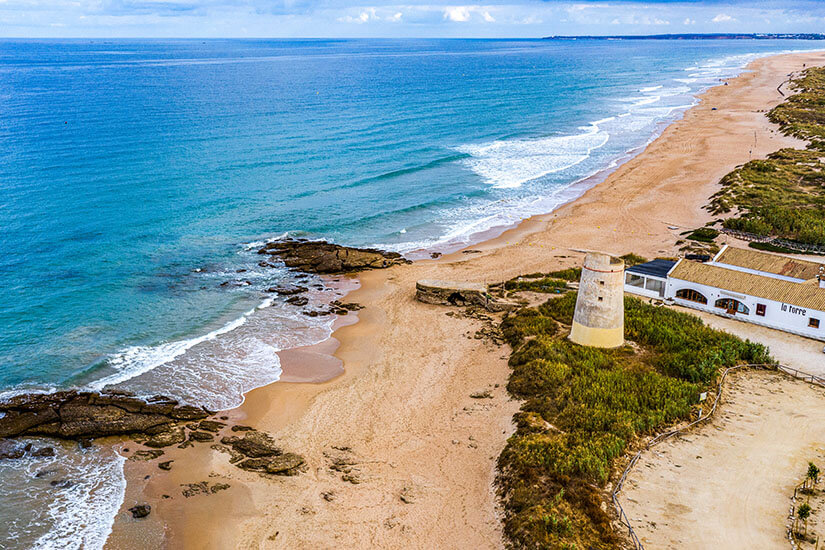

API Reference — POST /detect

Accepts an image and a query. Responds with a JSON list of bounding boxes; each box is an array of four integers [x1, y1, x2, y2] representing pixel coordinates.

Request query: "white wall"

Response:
[[665, 277, 825, 342]]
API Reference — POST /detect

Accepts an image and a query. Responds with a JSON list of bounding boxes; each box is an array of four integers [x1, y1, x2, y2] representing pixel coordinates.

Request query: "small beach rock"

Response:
[[264, 453, 304, 476], [285, 296, 309, 306], [221, 430, 281, 457], [0, 441, 26, 460], [158, 460, 174, 471], [470, 390, 493, 399], [230, 425, 254, 432], [210, 483, 230, 494], [128, 504, 151, 519], [50, 479, 73, 489], [144, 428, 186, 448], [78, 438, 93, 449], [322, 491, 336, 502], [197, 420, 226, 433], [399, 487, 416, 504], [342, 472, 362, 484], [130, 449, 164, 461], [181, 482, 210, 498], [188, 431, 214, 442], [267, 285, 308, 296]]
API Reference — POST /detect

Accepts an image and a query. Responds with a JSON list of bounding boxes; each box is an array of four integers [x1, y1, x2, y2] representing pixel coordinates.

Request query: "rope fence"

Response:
[[719, 228, 825, 255], [611, 362, 825, 550]]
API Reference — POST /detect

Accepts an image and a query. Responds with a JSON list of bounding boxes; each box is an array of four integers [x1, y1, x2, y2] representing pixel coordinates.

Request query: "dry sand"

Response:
[[106, 51, 825, 550]]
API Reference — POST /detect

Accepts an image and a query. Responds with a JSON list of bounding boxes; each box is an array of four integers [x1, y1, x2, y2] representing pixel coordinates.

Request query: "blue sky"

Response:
[[1, 0, 824, 38]]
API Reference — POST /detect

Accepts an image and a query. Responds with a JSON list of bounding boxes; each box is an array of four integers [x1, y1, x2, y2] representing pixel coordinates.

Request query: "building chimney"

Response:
[[820, 266, 825, 289]]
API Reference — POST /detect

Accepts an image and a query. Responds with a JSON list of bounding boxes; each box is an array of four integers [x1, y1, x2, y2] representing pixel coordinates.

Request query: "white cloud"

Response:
[[443, 6, 470, 22], [712, 13, 734, 23], [683, 17, 695, 25], [338, 7, 403, 24], [442, 5, 494, 23]]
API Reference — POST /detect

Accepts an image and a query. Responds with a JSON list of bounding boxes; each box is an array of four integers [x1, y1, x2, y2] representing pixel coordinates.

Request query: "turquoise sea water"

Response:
[[0, 38, 822, 547]]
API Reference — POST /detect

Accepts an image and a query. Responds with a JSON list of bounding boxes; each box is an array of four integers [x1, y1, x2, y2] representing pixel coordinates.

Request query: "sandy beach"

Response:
[[106, 50, 825, 549]]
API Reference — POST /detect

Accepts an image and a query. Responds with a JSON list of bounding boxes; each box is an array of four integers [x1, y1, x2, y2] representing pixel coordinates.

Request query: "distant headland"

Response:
[[543, 33, 825, 40]]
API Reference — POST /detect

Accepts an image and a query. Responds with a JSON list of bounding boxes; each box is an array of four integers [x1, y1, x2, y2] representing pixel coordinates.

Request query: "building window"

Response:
[[600, 280, 605, 286], [756, 304, 766, 317], [675, 288, 708, 305], [645, 278, 664, 295], [811, 318, 821, 329], [626, 273, 645, 288], [715, 298, 749, 315], [598, 297, 603, 302]]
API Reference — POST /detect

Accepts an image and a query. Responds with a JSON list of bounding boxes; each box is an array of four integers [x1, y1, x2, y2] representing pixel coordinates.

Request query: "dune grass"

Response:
[[497, 293, 771, 549], [707, 67, 825, 246]]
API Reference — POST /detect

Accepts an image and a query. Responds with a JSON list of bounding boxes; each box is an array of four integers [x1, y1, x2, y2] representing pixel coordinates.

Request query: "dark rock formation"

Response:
[[158, 460, 174, 470], [129, 504, 151, 519], [257, 239, 407, 274], [285, 296, 309, 307], [0, 390, 210, 440], [237, 453, 304, 476], [130, 450, 164, 461], [267, 285, 308, 296], [220, 431, 281, 458], [188, 431, 214, 442], [144, 428, 186, 448], [31, 446, 56, 457], [197, 420, 225, 433]]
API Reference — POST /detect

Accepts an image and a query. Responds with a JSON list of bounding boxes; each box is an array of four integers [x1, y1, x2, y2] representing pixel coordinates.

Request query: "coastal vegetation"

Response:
[[497, 292, 771, 549], [708, 67, 825, 247], [503, 255, 646, 295]]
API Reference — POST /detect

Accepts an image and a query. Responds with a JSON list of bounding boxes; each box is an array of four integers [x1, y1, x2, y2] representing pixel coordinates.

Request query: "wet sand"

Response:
[[106, 50, 825, 549]]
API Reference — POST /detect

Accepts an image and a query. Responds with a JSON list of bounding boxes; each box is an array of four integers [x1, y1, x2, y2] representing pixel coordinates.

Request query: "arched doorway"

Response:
[[714, 298, 749, 315]]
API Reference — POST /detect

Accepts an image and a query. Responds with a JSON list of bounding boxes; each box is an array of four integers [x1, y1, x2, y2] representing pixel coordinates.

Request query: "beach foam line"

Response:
[[87, 298, 275, 392], [455, 126, 609, 189], [26, 446, 126, 550]]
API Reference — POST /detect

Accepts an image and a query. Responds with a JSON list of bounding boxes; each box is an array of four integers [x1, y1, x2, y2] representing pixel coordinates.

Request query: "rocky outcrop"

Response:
[[129, 504, 151, 518], [220, 430, 281, 458], [257, 239, 407, 274], [415, 279, 518, 312], [0, 390, 210, 440]]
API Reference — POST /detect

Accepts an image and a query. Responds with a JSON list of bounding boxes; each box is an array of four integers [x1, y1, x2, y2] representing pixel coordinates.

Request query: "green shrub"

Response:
[[686, 227, 720, 243]]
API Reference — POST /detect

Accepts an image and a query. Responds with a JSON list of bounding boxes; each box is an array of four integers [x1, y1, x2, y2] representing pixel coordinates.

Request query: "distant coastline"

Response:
[[543, 33, 825, 41]]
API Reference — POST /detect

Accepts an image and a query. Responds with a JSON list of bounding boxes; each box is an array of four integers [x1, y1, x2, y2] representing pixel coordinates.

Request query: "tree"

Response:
[[808, 462, 820, 488], [798, 503, 812, 536]]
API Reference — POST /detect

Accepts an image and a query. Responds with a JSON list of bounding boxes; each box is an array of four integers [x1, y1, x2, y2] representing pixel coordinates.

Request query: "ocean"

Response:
[[0, 37, 819, 547]]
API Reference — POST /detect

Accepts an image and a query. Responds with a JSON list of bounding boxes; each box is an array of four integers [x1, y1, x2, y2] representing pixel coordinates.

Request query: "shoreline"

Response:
[[108, 50, 825, 549]]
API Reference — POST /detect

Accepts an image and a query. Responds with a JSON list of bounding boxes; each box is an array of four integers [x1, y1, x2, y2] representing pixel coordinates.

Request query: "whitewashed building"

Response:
[[624, 245, 825, 341]]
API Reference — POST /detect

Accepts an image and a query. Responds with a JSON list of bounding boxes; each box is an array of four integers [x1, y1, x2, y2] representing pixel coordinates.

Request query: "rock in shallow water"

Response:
[[128, 504, 151, 519], [0, 390, 209, 440], [257, 239, 407, 274]]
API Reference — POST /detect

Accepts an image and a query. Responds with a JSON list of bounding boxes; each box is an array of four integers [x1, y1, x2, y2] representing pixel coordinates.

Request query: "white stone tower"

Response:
[[568, 252, 625, 348]]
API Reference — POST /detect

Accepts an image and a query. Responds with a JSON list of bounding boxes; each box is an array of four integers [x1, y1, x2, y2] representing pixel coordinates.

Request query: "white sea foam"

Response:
[[639, 85, 663, 92], [456, 127, 609, 189], [0, 443, 127, 550]]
